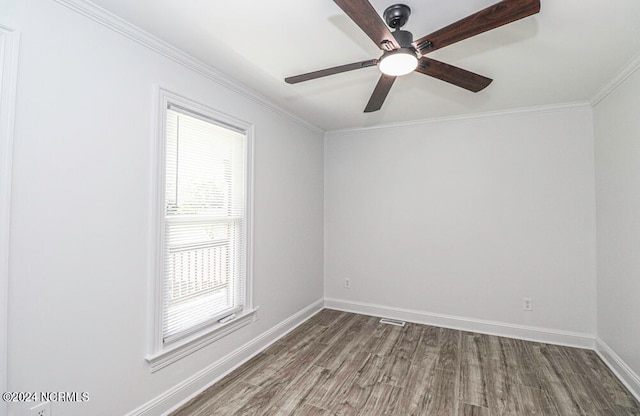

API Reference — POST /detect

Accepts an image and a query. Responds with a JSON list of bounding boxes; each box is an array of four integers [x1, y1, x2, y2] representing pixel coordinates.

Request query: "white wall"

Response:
[[325, 108, 597, 337], [593, 66, 640, 383], [2, 1, 323, 415], [4, 0, 638, 413]]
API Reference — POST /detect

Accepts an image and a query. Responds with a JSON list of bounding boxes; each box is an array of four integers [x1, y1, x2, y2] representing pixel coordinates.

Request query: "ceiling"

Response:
[[88, 0, 640, 131]]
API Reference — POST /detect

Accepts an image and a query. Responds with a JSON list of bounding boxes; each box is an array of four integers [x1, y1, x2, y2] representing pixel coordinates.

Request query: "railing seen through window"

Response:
[[162, 104, 247, 344]]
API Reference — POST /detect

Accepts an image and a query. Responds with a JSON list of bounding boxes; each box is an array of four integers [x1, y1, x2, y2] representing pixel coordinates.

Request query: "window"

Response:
[[148, 89, 254, 370]]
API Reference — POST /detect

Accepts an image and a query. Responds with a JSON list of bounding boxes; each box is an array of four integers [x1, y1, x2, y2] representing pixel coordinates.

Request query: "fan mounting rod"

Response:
[[284, 0, 541, 113]]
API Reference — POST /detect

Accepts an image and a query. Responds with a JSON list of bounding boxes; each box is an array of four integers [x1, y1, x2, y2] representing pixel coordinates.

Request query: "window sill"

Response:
[[146, 307, 258, 372]]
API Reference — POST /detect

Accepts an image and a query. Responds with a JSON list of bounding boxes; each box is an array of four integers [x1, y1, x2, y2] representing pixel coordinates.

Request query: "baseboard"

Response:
[[125, 299, 324, 416], [595, 337, 640, 403], [125, 298, 640, 415], [324, 298, 595, 349]]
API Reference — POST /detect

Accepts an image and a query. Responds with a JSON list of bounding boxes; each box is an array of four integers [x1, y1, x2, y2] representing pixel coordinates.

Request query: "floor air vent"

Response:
[[379, 318, 406, 327]]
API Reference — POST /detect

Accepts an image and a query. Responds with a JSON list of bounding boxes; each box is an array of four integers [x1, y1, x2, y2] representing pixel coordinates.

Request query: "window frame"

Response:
[[147, 87, 256, 372]]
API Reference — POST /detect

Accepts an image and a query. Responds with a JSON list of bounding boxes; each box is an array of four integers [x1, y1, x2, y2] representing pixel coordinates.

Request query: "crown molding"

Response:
[[326, 101, 592, 136], [52, 0, 323, 134], [49, 0, 639, 136], [591, 51, 640, 108]]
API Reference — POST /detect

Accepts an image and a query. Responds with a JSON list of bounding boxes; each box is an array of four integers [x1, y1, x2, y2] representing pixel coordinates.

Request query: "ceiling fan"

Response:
[[285, 0, 541, 112]]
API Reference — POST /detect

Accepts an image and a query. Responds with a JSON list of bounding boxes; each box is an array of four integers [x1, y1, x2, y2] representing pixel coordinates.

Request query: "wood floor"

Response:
[[171, 309, 640, 416]]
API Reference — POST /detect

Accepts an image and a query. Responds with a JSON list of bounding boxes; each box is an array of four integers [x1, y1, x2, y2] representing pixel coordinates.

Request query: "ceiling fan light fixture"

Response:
[[379, 48, 418, 76], [284, 0, 540, 112]]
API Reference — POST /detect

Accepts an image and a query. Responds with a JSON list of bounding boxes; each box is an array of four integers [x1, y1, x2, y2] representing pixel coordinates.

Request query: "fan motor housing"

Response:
[[391, 29, 414, 48]]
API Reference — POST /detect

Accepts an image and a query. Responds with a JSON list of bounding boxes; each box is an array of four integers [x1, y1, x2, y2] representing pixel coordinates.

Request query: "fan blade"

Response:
[[334, 0, 400, 51], [285, 59, 378, 84], [413, 0, 540, 54], [364, 74, 396, 112], [415, 58, 492, 92]]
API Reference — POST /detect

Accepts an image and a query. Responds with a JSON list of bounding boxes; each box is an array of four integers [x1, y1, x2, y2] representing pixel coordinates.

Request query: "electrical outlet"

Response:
[[344, 278, 351, 289], [523, 297, 533, 311], [29, 402, 51, 416]]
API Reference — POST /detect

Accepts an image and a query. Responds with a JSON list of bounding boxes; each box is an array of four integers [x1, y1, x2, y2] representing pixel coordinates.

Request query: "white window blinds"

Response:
[[162, 104, 247, 344]]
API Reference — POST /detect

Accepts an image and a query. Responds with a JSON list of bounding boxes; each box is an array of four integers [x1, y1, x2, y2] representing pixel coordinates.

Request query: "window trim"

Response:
[[147, 87, 255, 372]]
